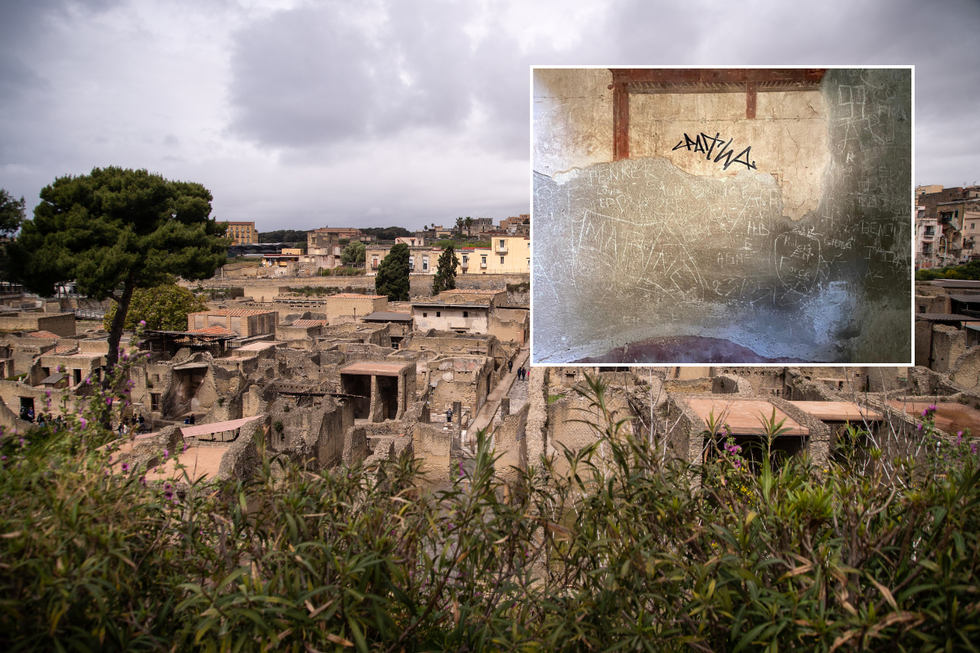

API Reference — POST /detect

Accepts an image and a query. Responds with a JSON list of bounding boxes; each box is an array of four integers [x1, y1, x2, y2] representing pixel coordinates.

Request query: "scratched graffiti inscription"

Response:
[[672, 132, 757, 171], [532, 69, 911, 364]]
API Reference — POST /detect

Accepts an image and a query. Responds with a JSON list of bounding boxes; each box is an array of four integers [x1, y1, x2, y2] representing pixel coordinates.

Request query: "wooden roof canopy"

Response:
[[608, 68, 827, 160]]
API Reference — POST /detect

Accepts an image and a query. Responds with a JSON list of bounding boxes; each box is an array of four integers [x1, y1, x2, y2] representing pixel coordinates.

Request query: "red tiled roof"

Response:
[[189, 326, 237, 336], [330, 294, 385, 299], [187, 309, 276, 317], [54, 345, 77, 354], [27, 331, 61, 339], [291, 319, 329, 327]]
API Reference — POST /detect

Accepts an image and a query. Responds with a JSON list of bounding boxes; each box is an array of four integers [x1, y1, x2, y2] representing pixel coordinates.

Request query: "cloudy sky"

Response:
[[1, 0, 978, 232]]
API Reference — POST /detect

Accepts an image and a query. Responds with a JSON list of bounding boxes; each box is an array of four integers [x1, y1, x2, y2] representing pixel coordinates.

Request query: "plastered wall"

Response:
[[532, 68, 911, 364]]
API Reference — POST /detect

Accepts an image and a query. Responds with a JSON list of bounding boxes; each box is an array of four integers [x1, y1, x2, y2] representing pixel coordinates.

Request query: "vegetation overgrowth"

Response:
[[916, 259, 980, 280], [102, 284, 208, 332], [317, 267, 365, 277], [2, 373, 980, 651], [434, 238, 491, 250]]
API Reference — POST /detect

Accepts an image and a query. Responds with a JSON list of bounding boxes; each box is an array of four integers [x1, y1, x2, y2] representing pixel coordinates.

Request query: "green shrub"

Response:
[[2, 376, 980, 651]]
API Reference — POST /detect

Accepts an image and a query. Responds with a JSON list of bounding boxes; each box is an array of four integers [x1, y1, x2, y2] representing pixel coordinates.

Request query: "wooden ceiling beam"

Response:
[[609, 68, 826, 87]]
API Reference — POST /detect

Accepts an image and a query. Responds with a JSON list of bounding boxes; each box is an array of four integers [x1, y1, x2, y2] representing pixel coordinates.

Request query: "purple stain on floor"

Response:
[[575, 336, 808, 364]]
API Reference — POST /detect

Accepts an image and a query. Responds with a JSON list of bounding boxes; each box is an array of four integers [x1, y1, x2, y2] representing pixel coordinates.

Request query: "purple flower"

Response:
[[85, 377, 91, 385], [917, 423, 924, 431], [139, 476, 146, 487], [80, 417, 87, 428], [121, 462, 129, 473], [139, 320, 146, 327], [163, 449, 169, 459], [929, 404, 937, 412]]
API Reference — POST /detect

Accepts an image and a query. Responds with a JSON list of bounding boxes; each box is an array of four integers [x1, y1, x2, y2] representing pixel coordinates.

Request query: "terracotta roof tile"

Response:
[[330, 294, 386, 299], [291, 319, 329, 326], [187, 309, 276, 317], [189, 326, 237, 336], [27, 331, 61, 339]]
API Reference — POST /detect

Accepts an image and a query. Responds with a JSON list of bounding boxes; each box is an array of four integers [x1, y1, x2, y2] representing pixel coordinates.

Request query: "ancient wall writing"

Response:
[[532, 69, 911, 364], [672, 132, 757, 171]]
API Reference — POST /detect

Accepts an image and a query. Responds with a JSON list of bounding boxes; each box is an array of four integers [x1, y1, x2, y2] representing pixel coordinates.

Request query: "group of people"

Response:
[[116, 414, 148, 436], [18, 406, 66, 431], [507, 359, 529, 381]]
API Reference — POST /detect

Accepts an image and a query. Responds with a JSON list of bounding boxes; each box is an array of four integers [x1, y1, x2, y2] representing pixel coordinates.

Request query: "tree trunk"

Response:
[[105, 279, 136, 379]]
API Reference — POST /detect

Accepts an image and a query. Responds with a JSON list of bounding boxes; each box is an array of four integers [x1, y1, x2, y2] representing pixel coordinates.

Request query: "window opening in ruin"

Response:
[[377, 375, 399, 420], [463, 311, 468, 318], [436, 312, 440, 317], [41, 367, 49, 378], [500, 256, 504, 264], [73, 369, 82, 385], [340, 374, 372, 420], [174, 367, 208, 416], [422, 312, 427, 317], [707, 433, 804, 475], [19, 397, 34, 418]]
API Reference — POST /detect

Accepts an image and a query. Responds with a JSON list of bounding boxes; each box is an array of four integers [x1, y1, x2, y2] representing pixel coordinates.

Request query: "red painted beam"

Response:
[[612, 81, 629, 161], [609, 68, 826, 86]]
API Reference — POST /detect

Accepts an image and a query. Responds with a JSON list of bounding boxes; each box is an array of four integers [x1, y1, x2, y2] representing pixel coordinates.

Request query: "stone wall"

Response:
[[545, 384, 634, 478], [915, 320, 934, 368], [493, 403, 529, 487], [932, 325, 967, 374], [0, 312, 76, 337]]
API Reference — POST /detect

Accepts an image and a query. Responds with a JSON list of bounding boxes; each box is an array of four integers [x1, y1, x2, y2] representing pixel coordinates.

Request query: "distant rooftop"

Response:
[[188, 308, 277, 317]]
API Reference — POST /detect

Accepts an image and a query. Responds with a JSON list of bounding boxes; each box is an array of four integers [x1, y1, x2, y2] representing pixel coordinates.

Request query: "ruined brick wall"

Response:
[[932, 325, 967, 374], [545, 385, 633, 478], [429, 356, 493, 416], [488, 308, 528, 345], [915, 320, 934, 368], [326, 295, 386, 324], [0, 313, 76, 337], [949, 347, 980, 392], [915, 293, 950, 314], [494, 403, 529, 486], [663, 395, 702, 464], [770, 397, 833, 467]]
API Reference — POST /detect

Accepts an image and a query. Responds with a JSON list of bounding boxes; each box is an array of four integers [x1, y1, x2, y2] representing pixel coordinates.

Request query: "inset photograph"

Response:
[[531, 67, 912, 364]]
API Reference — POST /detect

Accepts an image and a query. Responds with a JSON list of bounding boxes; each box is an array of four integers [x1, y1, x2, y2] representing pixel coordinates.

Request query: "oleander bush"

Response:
[[1, 374, 979, 651]]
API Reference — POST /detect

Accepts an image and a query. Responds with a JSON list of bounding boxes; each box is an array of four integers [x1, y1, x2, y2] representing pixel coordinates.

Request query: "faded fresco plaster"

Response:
[[532, 69, 911, 364]]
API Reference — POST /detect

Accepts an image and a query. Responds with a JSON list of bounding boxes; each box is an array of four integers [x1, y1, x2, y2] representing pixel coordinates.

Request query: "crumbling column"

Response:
[[370, 375, 380, 422]]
